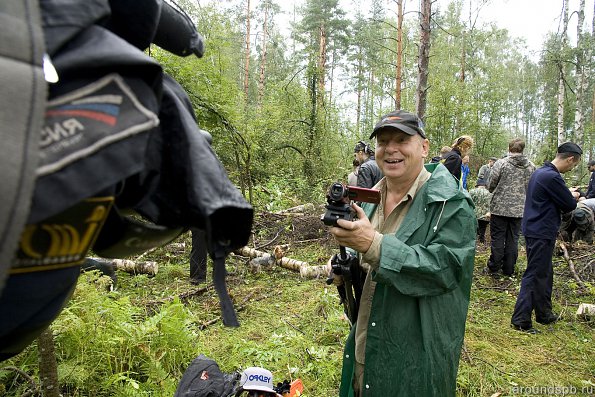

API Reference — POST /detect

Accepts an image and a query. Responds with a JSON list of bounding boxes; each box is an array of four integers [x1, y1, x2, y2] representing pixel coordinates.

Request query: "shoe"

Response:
[[511, 323, 540, 334], [536, 312, 561, 325], [190, 278, 207, 285], [482, 267, 500, 278]]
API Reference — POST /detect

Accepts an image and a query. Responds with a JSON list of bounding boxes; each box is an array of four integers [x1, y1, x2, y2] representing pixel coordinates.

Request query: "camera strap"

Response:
[[211, 244, 239, 327], [343, 277, 357, 324]]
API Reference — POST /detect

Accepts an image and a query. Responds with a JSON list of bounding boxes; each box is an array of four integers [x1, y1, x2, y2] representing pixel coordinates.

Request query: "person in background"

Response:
[[578, 196, 595, 211], [469, 180, 492, 244], [560, 200, 594, 244], [477, 157, 497, 186], [348, 159, 360, 186], [485, 138, 535, 277], [461, 155, 470, 189], [511, 142, 582, 333], [430, 145, 451, 163], [354, 141, 383, 188], [330, 110, 476, 396], [442, 136, 474, 182], [586, 160, 595, 198]]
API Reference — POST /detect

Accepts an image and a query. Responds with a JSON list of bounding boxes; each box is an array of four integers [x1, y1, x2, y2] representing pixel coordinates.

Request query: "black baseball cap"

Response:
[[354, 140, 374, 154], [557, 142, 583, 155], [370, 110, 426, 139], [572, 208, 590, 225]]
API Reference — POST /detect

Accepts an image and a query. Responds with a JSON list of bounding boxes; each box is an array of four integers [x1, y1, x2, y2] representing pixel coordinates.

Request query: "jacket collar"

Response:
[[422, 162, 467, 203], [362, 162, 468, 219]]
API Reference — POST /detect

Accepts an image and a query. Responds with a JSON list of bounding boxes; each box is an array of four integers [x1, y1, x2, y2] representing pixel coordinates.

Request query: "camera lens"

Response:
[[329, 183, 347, 201]]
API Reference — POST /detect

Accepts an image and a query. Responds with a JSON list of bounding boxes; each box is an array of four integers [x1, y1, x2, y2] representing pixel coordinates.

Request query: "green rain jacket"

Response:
[[339, 162, 476, 397]]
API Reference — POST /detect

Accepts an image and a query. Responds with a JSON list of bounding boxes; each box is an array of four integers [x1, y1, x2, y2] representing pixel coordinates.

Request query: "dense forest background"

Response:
[[3, 2, 594, 395], [153, 0, 594, 209]]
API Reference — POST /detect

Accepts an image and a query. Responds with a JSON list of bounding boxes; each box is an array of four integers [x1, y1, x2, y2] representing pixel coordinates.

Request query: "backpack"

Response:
[[174, 355, 240, 397]]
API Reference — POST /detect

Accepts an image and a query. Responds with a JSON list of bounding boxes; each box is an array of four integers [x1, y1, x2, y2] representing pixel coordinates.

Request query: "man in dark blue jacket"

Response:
[[586, 160, 595, 198], [511, 142, 582, 333]]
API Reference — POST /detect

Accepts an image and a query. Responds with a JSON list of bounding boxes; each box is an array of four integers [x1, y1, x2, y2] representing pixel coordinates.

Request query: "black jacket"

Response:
[[357, 156, 383, 188], [442, 148, 463, 181], [587, 171, 595, 199], [522, 162, 577, 240]]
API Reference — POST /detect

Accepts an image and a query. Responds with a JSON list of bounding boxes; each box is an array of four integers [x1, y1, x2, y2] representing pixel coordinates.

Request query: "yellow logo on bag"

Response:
[[12, 197, 113, 273]]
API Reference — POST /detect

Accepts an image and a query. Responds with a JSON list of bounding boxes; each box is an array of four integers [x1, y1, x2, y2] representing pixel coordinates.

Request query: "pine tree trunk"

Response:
[[257, 1, 268, 107], [395, 0, 403, 109], [573, 0, 586, 145], [415, 0, 432, 121], [317, 24, 327, 106], [356, 49, 363, 136], [243, 0, 251, 100], [38, 327, 60, 397], [557, 0, 568, 146]]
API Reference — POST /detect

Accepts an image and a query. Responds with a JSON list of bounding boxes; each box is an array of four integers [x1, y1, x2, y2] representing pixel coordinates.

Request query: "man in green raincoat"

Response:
[[329, 110, 476, 397]]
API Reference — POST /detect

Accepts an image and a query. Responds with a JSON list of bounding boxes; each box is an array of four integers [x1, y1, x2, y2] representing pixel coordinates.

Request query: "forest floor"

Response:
[[2, 207, 594, 396]]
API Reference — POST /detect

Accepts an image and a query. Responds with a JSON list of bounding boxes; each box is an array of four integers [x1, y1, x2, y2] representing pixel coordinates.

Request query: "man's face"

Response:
[[589, 164, 595, 172], [560, 156, 581, 173], [488, 160, 495, 167], [354, 151, 365, 163], [375, 129, 428, 183]]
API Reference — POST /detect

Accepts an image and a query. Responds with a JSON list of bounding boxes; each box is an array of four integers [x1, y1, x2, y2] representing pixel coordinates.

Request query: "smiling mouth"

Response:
[[385, 159, 403, 164]]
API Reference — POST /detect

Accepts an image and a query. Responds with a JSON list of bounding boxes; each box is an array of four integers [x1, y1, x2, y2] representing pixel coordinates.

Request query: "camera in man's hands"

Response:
[[321, 181, 379, 324], [321, 183, 354, 226], [321, 183, 381, 227]]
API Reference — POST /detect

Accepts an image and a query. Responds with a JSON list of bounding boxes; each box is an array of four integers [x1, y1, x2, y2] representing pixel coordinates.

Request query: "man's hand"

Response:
[[329, 202, 375, 253]]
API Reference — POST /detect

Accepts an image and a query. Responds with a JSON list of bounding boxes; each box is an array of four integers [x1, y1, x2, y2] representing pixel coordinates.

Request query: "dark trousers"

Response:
[[190, 228, 207, 282], [511, 237, 555, 327], [477, 219, 489, 243], [487, 215, 521, 275]]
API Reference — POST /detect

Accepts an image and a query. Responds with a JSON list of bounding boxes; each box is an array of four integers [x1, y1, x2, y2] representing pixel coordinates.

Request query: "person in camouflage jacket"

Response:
[[486, 138, 535, 276], [469, 180, 492, 243]]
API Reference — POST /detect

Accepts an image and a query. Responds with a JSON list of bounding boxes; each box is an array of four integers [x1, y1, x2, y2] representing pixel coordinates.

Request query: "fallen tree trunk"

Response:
[[275, 203, 316, 214], [112, 259, 158, 276], [88, 257, 158, 276], [234, 246, 328, 279]]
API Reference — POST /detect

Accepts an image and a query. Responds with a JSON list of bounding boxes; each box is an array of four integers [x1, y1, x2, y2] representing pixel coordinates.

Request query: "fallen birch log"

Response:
[[234, 246, 328, 279], [112, 259, 158, 276], [275, 203, 316, 214], [576, 303, 595, 319], [88, 257, 158, 276]]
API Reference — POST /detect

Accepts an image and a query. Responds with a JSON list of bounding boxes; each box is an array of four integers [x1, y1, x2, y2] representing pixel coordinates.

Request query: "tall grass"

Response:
[[2, 237, 593, 396]]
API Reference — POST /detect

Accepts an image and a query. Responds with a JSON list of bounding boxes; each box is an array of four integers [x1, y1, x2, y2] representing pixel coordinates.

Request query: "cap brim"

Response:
[[243, 386, 277, 393], [370, 124, 424, 139]]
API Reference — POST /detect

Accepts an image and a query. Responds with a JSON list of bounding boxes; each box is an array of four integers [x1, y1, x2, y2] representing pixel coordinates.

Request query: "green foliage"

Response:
[[3, 241, 594, 396], [149, 0, 595, 206], [49, 273, 198, 395]]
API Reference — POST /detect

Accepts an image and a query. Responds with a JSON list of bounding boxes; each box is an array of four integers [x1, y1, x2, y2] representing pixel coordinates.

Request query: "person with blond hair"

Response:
[[442, 135, 474, 182]]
